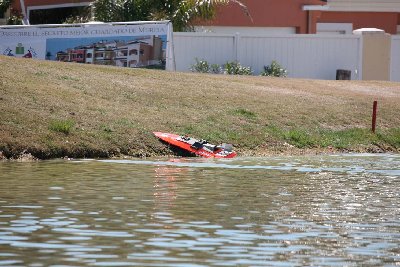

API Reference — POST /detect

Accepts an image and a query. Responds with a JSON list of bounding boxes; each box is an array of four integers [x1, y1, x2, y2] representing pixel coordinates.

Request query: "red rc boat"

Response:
[[153, 132, 237, 158]]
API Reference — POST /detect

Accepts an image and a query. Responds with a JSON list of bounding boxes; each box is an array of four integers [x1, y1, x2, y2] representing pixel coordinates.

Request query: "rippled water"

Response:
[[0, 154, 399, 266]]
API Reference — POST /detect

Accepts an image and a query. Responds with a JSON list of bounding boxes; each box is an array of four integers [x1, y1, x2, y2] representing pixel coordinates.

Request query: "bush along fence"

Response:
[[190, 59, 287, 77]]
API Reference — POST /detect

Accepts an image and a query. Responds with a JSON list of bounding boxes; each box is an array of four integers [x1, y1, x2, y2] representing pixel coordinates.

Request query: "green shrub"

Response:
[[224, 61, 252, 75], [190, 59, 252, 75], [210, 64, 222, 74], [261, 60, 287, 77], [7, 15, 23, 25], [49, 119, 75, 135], [190, 58, 210, 73]]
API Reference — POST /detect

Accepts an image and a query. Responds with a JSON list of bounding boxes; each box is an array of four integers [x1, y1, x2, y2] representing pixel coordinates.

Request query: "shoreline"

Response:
[[1, 144, 398, 162]]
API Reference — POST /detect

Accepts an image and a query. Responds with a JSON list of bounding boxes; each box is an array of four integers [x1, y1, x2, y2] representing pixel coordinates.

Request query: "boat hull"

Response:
[[153, 132, 237, 158]]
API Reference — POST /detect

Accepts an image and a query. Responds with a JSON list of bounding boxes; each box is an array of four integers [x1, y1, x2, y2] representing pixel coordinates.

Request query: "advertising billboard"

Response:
[[0, 21, 175, 70]]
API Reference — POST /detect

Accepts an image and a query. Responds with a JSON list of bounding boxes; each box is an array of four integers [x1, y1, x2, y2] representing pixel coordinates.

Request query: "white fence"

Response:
[[391, 36, 400, 82], [173, 33, 362, 80], [173, 33, 236, 72]]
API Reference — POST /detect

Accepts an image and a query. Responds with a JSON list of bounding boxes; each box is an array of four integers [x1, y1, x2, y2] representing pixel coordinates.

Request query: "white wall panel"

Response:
[[173, 33, 236, 72], [239, 35, 361, 79], [391, 36, 400, 82], [173, 33, 362, 80]]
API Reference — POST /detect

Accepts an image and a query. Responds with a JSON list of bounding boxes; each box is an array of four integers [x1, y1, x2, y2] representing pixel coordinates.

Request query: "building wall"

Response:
[[203, 0, 326, 34], [12, 0, 91, 9], [326, 0, 400, 12], [9, 0, 400, 35], [317, 12, 399, 34], [199, 0, 400, 35], [11, 0, 91, 23]]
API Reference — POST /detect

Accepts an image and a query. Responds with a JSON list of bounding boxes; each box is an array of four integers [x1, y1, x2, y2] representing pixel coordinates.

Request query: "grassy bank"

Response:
[[0, 55, 399, 159]]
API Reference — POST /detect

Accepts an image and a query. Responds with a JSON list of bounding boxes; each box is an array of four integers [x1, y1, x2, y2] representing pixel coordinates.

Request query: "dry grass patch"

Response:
[[0, 55, 399, 159]]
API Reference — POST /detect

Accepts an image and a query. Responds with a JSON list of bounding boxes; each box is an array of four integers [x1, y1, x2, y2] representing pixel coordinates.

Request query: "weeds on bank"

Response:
[[377, 128, 400, 147], [176, 111, 399, 151], [233, 108, 257, 120], [287, 128, 379, 149], [265, 126, 400, 149], [49, 119, 75, 135]]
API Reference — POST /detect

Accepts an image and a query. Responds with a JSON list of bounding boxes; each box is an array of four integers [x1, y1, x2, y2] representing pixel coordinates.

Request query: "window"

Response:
[[28, 6, 89, 24], [104, 52, 113, 59], [87, 53, 92, 58], [117, 50, 127, 57]]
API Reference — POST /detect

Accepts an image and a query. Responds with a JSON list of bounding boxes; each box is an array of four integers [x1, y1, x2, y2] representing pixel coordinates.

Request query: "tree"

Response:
[[1, 0, 250, 29], [0, 0, 12, 15], [173, 0, 250, 31], [0, 0, 24, 25], [91, 0, 250, 31]]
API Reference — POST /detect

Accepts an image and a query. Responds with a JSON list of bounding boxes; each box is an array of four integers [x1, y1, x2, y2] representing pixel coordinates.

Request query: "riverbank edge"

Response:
[[1, 143, 398, 162], [1, 57, 399, 162]]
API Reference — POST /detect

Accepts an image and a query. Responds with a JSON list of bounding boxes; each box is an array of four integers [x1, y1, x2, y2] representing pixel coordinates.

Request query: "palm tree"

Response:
[[0, 0, 12, 17], [175, 0, 251, 31], [2, 0, 250, 29], [0, 0, 12, 12], [91, 0, 250, 31]]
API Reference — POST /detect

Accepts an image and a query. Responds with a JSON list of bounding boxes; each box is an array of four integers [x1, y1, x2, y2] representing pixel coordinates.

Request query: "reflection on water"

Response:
[[0, 154, 399, 266]]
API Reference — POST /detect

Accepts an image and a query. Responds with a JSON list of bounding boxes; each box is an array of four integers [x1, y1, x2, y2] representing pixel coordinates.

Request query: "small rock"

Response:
[[17, 152, 37, 162]]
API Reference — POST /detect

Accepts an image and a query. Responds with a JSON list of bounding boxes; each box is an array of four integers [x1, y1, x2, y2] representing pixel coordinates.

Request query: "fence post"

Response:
[[234, 33, 240, 62], [371, 101, 378, 133]]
